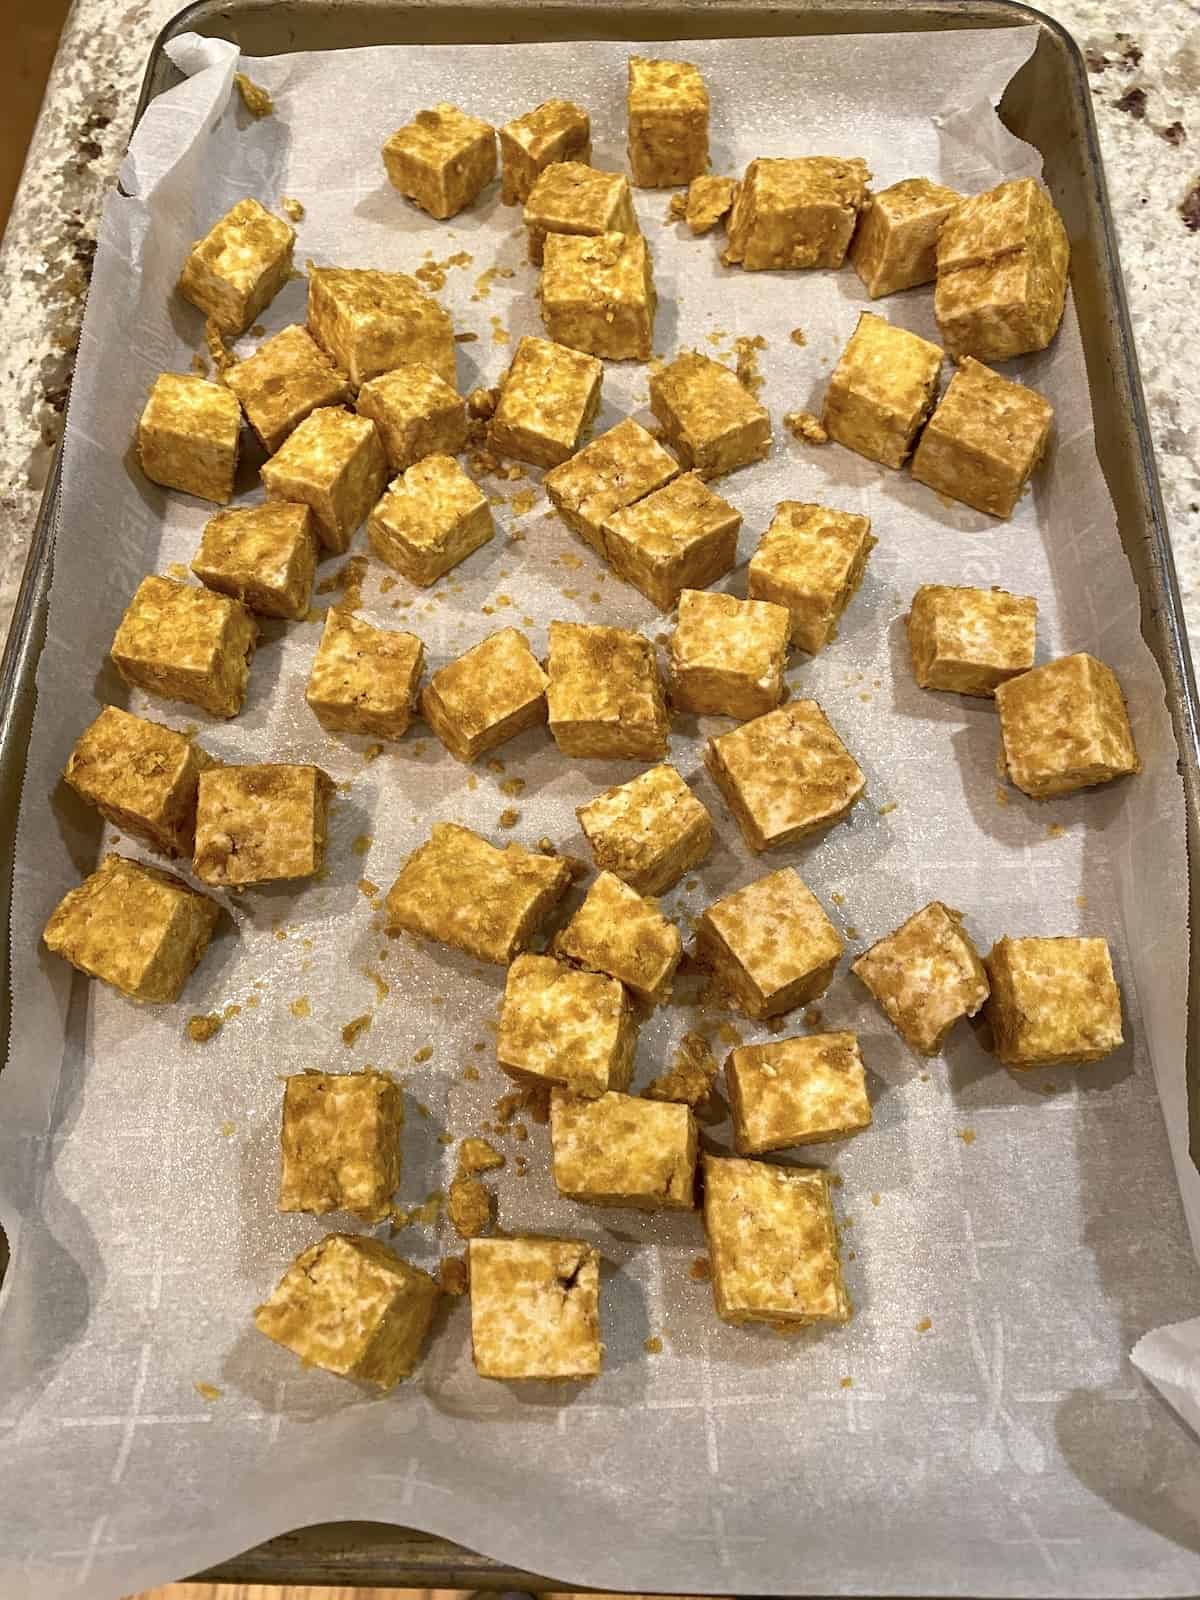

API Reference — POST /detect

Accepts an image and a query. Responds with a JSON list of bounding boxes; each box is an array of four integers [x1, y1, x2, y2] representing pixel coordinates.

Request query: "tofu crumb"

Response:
[[194, 1381, 222, 1401], [1048, 823, 1066, 838], [870, 1192, 881, 1206], [455, 330, 480, 343], [234, 72, 274, 118], [439, 1254, 468, 1296], [1076, 894, 1088, 909], [358, 878, 380, 899], [186, 1013, 223, 1044], [390, 1191, 444, 1232], [205, 318, 237, 378], [645, 1031, 718, 1109], [219, 1121, 236, 1138], [668, 194, 688, 220], [644, 1336, 664, 1354], [804, 1006, 824, 1027], [341, 1013, 372, 1046], [995, 786, 1010, 807], [877, 801, 898, 816], [413, 1045, 434, 1063], [448, 1174, 492, 1238], [790, 327, 807, 346], [280, 196, 305, 222], [463, 1065, 481, 1081], [513, 1122, 529, 1142], [289, 997, 310, 1018], [734, 334, 767, 394], [831, 892, 845, 906], [783, 410, 829, 444], [499, 777, 526, 797], [916, 1317, 933, 1333], [689, 1257, 712, 1281], [468, 386, 500, 419], [459, 1137, 505, 1174], [840, 1376, 853, 1389], [514, 1155, 529, 1176], [957, 1128, 977, 1145], [352, 834, 373, 855], [499, 807, 520, 828]]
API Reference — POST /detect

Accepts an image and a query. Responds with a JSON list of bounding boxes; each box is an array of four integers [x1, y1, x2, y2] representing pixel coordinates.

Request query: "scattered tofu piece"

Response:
[[500, 99, 591, 205], [540, 231, 656, 361], [306, 610, 425, 740], [852, 902, 989, 1056], [696, 867, 843, 1020], [469, 1237, 601, 1380], [546, 620, 669, 760], [554, 870, 682, 1006], [747, 501, 875, 654], [137, 373, 240, 504], [644, 1031, 718, 1108], [725, 156, 869, 270], [226, 324, 350, 453], [995, 653, 1139, 798], [627, 56, 709, 188], [984, 934, 1123, 1067], [278, 1069, 403, 1222], [111, 575, 257, 719], [367, 453, 494, 586], [177, 197, 295, 335], [822, 311, 943, 469], [261, 406, 388, 554], [420, 627, 548, 763], [550, 1089, 697, 1209], [910, 356, 1053, 518], [907, 584, 1037, 697], [63, 706, 211, 858], [648, 350, 771, 478], [488, 335, 603, 468], [448, 1174, 492, 1238], [668, 587, 790, 720], [193, 763, 333, 886], [356, 363, 467, 474], [307, 265, 457, 388], [849, 177, 963, 299], [497, 952, 638, 1099], [682, 174, 737, 234], [544, 418, 679, 554], [602, 472, 741, 611], [191, 502, 318, 621], [727, 1032, 871, 1153], [524, 162, 638, 264], [382, 104, 497, 220]]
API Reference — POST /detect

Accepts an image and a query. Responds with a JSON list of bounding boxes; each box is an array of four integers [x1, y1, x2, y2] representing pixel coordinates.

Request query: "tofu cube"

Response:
[[851, 901, 988, 1056], [279, 1069, 403, 1222], [985, 935, 1123, 1067], [255, 1234, 439, 1388], [747, 501, 876, 654], [385, 821, 570, 965], [500, 99, 591, 205], [225, 324, 350, 453], [191, 502, 318, 621], [177, 197, 295, 335], [540, 231, 656, 361], [544, 418, 679, 555], [696, 867, 843, 1020], [63, 706, 210, 858], [648, 350, 771, 479], [601, 473, 741, 611], [306, 609, 425, 740], [724, 157, 869, 271], [43, 853, 220, 1002], [382, 103, 496, 220], [727, 1032, 872, 1154], [553, 870, 681, 1006], [849, 177, 964, 299], [367, 453, 494, 585], [995, 652, 1139, 798], [550, 1089, 697, 1208], [307, 265, 456, 389], [487, 336, 603, 469], [681, 174, 738, 234], [908, 584, 1037, 697], [497, 952, 638, 1099], [546, 620, 669, 760], [910, 356, 1053, 519], [524, 162, 638, 265], [356, 363, 466, 474], [576, 763, 712, 895], [111, 575, 257, 719], [193, 763, 333, 886], [668, 588, 790, 720], [705, 699, 865, 852], [419, 627, 548, 762], [469, 1237, 601, 1380], [137, 373, 240, 504], [703, 1154, 850, 1326], [261, 406, 388, 554], [935, 178, 1070, 361], [822, 312, 944, 469], [626, 56, 709, 188]]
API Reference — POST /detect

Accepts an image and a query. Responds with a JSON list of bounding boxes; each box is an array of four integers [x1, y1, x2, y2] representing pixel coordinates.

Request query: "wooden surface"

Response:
[[131, 1588, 468, 1599]]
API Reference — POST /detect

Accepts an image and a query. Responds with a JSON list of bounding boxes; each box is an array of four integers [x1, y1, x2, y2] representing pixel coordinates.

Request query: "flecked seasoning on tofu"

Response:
[[726, 1032, 872, 1153], [193, 763, 333, 886], [469, 1236, 601, 1380], [496, 951, 638, 1099], [367, 453, 494, 587], [550, 1089, 697, 1209], [696, 867, 843, 1020], [576, 763, 712, 895], [851, 901, 989, 1056]]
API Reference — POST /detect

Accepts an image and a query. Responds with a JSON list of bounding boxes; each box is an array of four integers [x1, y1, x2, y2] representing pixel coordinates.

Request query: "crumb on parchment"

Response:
[[289, 996, 310, 1018], [280, 196, 305, 221], [186, 1013, 222, 1043], [644, 1336, 664, 1354], [341, 1013, 372, 1046], [689, 1257, 711, 1281], [448, 1174, 492, 1238], [234, 72, 274, 118], [784, 410, 829, 444], [644, 1031, 717, 1110], [194, 1381, 222, 1401], [205, 318, 237, 378], [439, 1255, 468, 1296], [459, 1137, 505, 1174]]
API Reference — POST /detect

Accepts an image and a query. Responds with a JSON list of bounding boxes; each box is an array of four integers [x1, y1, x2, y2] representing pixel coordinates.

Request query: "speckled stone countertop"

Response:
[[0, 1, 1195, 647]]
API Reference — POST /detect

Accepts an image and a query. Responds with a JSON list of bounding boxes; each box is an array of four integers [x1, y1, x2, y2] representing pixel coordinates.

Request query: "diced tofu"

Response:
[[648, 350, 771, 478], [907, 584, 1037, 697], [681, 175, 737, 234], [602, 473, 741, 611], [727, 1032, 871, 1153], [306, 609, 425, 740], [544, 418, 679, 554], [497, 951, 638, 1098], [668, 588, 790, 720], [540, 231, 656, 361], [822, 311, 943, 469], [43, 853, 220, 1002], [260, 406, 388, 553], [577, 763, 712, 895], [382, 103, 496, 219], [419, 627, 548, 762], [193, 763, 332, 886], [546, 620, 669, 760], [500, 99, 591, 205], [849, 177, 963, 299], [469, 1237, 601, 1380], [225, 324, 350, 453], [177, 197, 295, 335], [307, 265, 456, 388], [994, 652, 1139, 798], [724, 157, 869, 270], [367, 452, 493, 586], [627, 56, 709, 188], [524, 162, 638, 264], [356, 363, 466, 474], [984, 935, 1123, 1067], [550, 1089, 697, 1208], [191, 502, 318, 620], [137, 373, 240, 504], [278, 1069, 403, 1222], [110, 575, 257, 719], [696, 867, 843, 1020], [553, 870, 681, 1005], [910, 356, 1053, 518], [747, 501, 875, 653], [488, 336, 603, 468], [851, 902, 989, 1056], [63, 706, 211, 858]]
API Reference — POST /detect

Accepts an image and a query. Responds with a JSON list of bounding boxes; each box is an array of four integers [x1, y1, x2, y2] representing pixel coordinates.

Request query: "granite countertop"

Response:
[[0, 0, 1194, 650]]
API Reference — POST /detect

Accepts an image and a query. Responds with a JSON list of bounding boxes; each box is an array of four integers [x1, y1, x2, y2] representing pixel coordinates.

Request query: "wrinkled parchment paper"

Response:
[[4, 26, 1200, 1600]]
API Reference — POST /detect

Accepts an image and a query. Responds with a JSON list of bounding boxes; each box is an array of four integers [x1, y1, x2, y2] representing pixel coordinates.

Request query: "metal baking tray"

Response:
[[2, 0, 1197, 1587]]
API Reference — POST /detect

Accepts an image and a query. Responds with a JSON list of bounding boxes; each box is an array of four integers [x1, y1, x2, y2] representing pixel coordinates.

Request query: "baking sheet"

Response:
[[3, 24, 1200, 1600]]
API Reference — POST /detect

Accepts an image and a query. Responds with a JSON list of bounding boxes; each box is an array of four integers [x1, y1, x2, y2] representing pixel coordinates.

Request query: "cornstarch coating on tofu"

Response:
[[278, 1068, 403, 1223], [696, 867, 843, 1020], [852, 902, 989, 1056], [469, 1237, 602, 1380]]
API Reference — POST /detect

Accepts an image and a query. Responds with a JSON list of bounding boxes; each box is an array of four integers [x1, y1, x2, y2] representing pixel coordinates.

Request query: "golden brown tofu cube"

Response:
[[703, 1154, 850, 1326], [995, 653, 1139, 798], [648, 350, 770, 479], [469, 1237, 601, 1380], [255, 1234, 439, 1389], [852, 902, 988, 1056], [524, 162, 638, 265], [682, 174, 737, 234], [822, 312, 943, 469], [356, 363, 466, 474], [908, 584, 1037, 697], [576, 763, 712, 896], [43, 853, 220, 1002], [193, 763, 333, 886], [553, 870, 681, 1006], [177, 197, 295, 335], [367, 453, 494, 586], [550, 1089, 697, 1209], [498, 952, 638, 1098], [540, 231, 656, 362], [705, 699, 865, 852], [191, 502, 317, 621], [668, 588, 790, 720], [137, 373, 240, 504], [307, 265, 456, 389], [747, 501, 875, 654], [306, 609, 424, 740], [279, 1069, 403, 1222], [985, 935, 1123, 1067], [725, 157, 869, 271], [487, 336, 603, 469], [696, 867, 843, 1020], [225, 324, 350, 453], [63, 706, 210, 858], [544, 418, 679, 555], [385, 821, 570, 965], [500, 99, 591, 206], [601, 473, 740, 611], [849, 177, 964, 299], [546, 620, 668, 760], [910, 357, 1053, 519], [111, 575, 257, 719], [382, 103, 496, 220], [419, 627, 547, 762], [627, 56, 709, 188], [935, 177, 1069, 360], [261, 406, 387, 554], [727, 1032, 871, 1154]]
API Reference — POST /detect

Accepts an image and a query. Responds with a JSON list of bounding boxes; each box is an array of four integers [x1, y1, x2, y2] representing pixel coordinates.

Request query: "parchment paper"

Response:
[[4, 27, 1200, 1600]]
